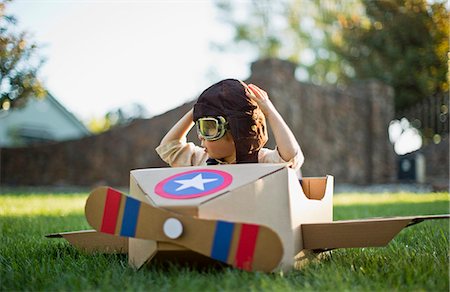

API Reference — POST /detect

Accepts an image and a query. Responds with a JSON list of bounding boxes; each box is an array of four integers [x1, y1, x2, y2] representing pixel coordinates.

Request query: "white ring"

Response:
[[163, 218, 183, 239]]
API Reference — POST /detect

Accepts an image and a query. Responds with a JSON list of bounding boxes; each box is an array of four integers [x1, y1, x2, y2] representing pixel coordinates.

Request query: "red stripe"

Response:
[[100, 188, 122, 234], [235, 224, 260, 271]]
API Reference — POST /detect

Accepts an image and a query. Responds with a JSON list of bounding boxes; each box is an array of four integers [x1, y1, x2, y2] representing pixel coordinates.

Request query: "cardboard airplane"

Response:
[[47, 164, 450, 272]]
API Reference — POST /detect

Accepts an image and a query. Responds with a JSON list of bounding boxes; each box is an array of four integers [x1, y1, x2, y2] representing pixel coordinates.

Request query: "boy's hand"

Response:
[[240, 80, 304, 166], [241, 82, 275, 117]]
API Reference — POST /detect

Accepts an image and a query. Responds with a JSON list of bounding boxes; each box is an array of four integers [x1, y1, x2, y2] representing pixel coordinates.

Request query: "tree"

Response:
[[213, 0, 363, 85], [0, 0, 46, 111], [328, 0, 448, 110], [214, 0, 448, 111]]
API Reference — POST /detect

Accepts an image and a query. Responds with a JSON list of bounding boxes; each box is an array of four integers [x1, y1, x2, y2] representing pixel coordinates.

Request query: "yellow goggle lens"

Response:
[[196, 116, 228, 141]]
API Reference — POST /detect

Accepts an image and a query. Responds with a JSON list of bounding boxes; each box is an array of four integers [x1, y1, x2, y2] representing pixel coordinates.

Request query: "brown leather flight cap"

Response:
[[193, 79, 268, 163]]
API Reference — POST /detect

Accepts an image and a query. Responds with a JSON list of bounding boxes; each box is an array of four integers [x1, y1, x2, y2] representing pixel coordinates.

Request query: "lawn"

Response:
[[0, 191, 449, 291]]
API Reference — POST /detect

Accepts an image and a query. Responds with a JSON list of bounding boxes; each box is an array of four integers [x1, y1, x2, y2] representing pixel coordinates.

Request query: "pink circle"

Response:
[[154, 169, 233, 199]]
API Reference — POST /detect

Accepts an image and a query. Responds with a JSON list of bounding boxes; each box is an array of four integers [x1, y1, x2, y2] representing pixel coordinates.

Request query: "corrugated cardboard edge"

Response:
[[45, 230, 128, 253], [302, 214, 450, 250]]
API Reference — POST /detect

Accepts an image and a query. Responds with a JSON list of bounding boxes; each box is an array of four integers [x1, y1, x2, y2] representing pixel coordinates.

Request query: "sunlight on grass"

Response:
[[335, 192, 449, 206], [0, 193, 88, 216], [1, 192, 448, 217]]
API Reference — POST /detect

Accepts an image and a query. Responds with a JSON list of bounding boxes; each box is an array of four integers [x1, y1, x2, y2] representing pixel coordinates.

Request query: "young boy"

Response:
[[156, 79, 304, 171]]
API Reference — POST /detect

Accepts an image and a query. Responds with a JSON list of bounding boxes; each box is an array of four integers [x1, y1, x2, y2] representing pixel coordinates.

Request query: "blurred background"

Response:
[[0, 0, 448, 189]]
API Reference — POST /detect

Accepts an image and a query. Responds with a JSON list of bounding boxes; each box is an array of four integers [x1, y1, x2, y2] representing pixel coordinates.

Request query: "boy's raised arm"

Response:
[[244, 83, 304, 165], [160, 108, 195, 146]]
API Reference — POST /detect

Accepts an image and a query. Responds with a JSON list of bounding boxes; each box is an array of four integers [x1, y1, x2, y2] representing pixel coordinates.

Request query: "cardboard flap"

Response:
[[301, 177, 329, 200], [128, 238, 158, 269], [302, 214, 450, 250], [130, 164, 286, 208], [46, 230, 128, 253]]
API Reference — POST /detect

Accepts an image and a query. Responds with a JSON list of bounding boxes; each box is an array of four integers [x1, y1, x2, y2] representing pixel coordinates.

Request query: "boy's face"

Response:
[[200, 132, 236, 163]]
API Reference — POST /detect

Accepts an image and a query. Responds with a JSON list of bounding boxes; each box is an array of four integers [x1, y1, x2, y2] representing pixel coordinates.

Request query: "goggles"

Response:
[[196, 116, 229, 141]]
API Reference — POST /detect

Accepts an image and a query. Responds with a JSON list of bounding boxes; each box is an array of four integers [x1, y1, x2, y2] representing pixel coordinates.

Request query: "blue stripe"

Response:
[[210, 221, 234, 262], [120, 196, 141, 237]]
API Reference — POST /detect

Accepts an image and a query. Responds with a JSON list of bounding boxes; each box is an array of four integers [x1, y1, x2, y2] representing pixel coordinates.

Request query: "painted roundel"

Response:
[[154, 169, 233, 199]]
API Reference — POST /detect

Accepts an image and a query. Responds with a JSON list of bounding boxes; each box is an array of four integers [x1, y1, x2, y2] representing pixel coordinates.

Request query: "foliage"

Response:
[[214, 0, 324, 78], [328, 0, 449, 110], [0, 0, 46, 111], [0, 191, 449, 291], [214, 0, 448, 111], [87, 103, 150, 134]]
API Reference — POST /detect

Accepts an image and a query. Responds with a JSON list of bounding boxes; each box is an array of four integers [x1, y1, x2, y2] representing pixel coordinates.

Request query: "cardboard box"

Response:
[[47, 164, 449, 272], [125, 164, 334, 271]]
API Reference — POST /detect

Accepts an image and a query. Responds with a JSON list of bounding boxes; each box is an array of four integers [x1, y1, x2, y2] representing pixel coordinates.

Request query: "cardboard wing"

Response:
[[45, 230, 128, 253], [302, 214, 450, 250]]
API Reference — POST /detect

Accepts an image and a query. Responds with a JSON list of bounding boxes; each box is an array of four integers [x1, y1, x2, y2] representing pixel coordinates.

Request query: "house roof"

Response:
[[44, 93, 91, 135]]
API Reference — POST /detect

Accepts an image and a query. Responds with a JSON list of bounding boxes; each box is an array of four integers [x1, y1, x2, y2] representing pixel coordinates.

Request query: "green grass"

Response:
[[1, 191, 449, 291]]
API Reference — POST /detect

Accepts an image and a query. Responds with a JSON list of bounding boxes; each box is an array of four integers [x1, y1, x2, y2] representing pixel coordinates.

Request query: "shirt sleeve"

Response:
[[155, 139, 208, 167], [258, 147, 304, 171]]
